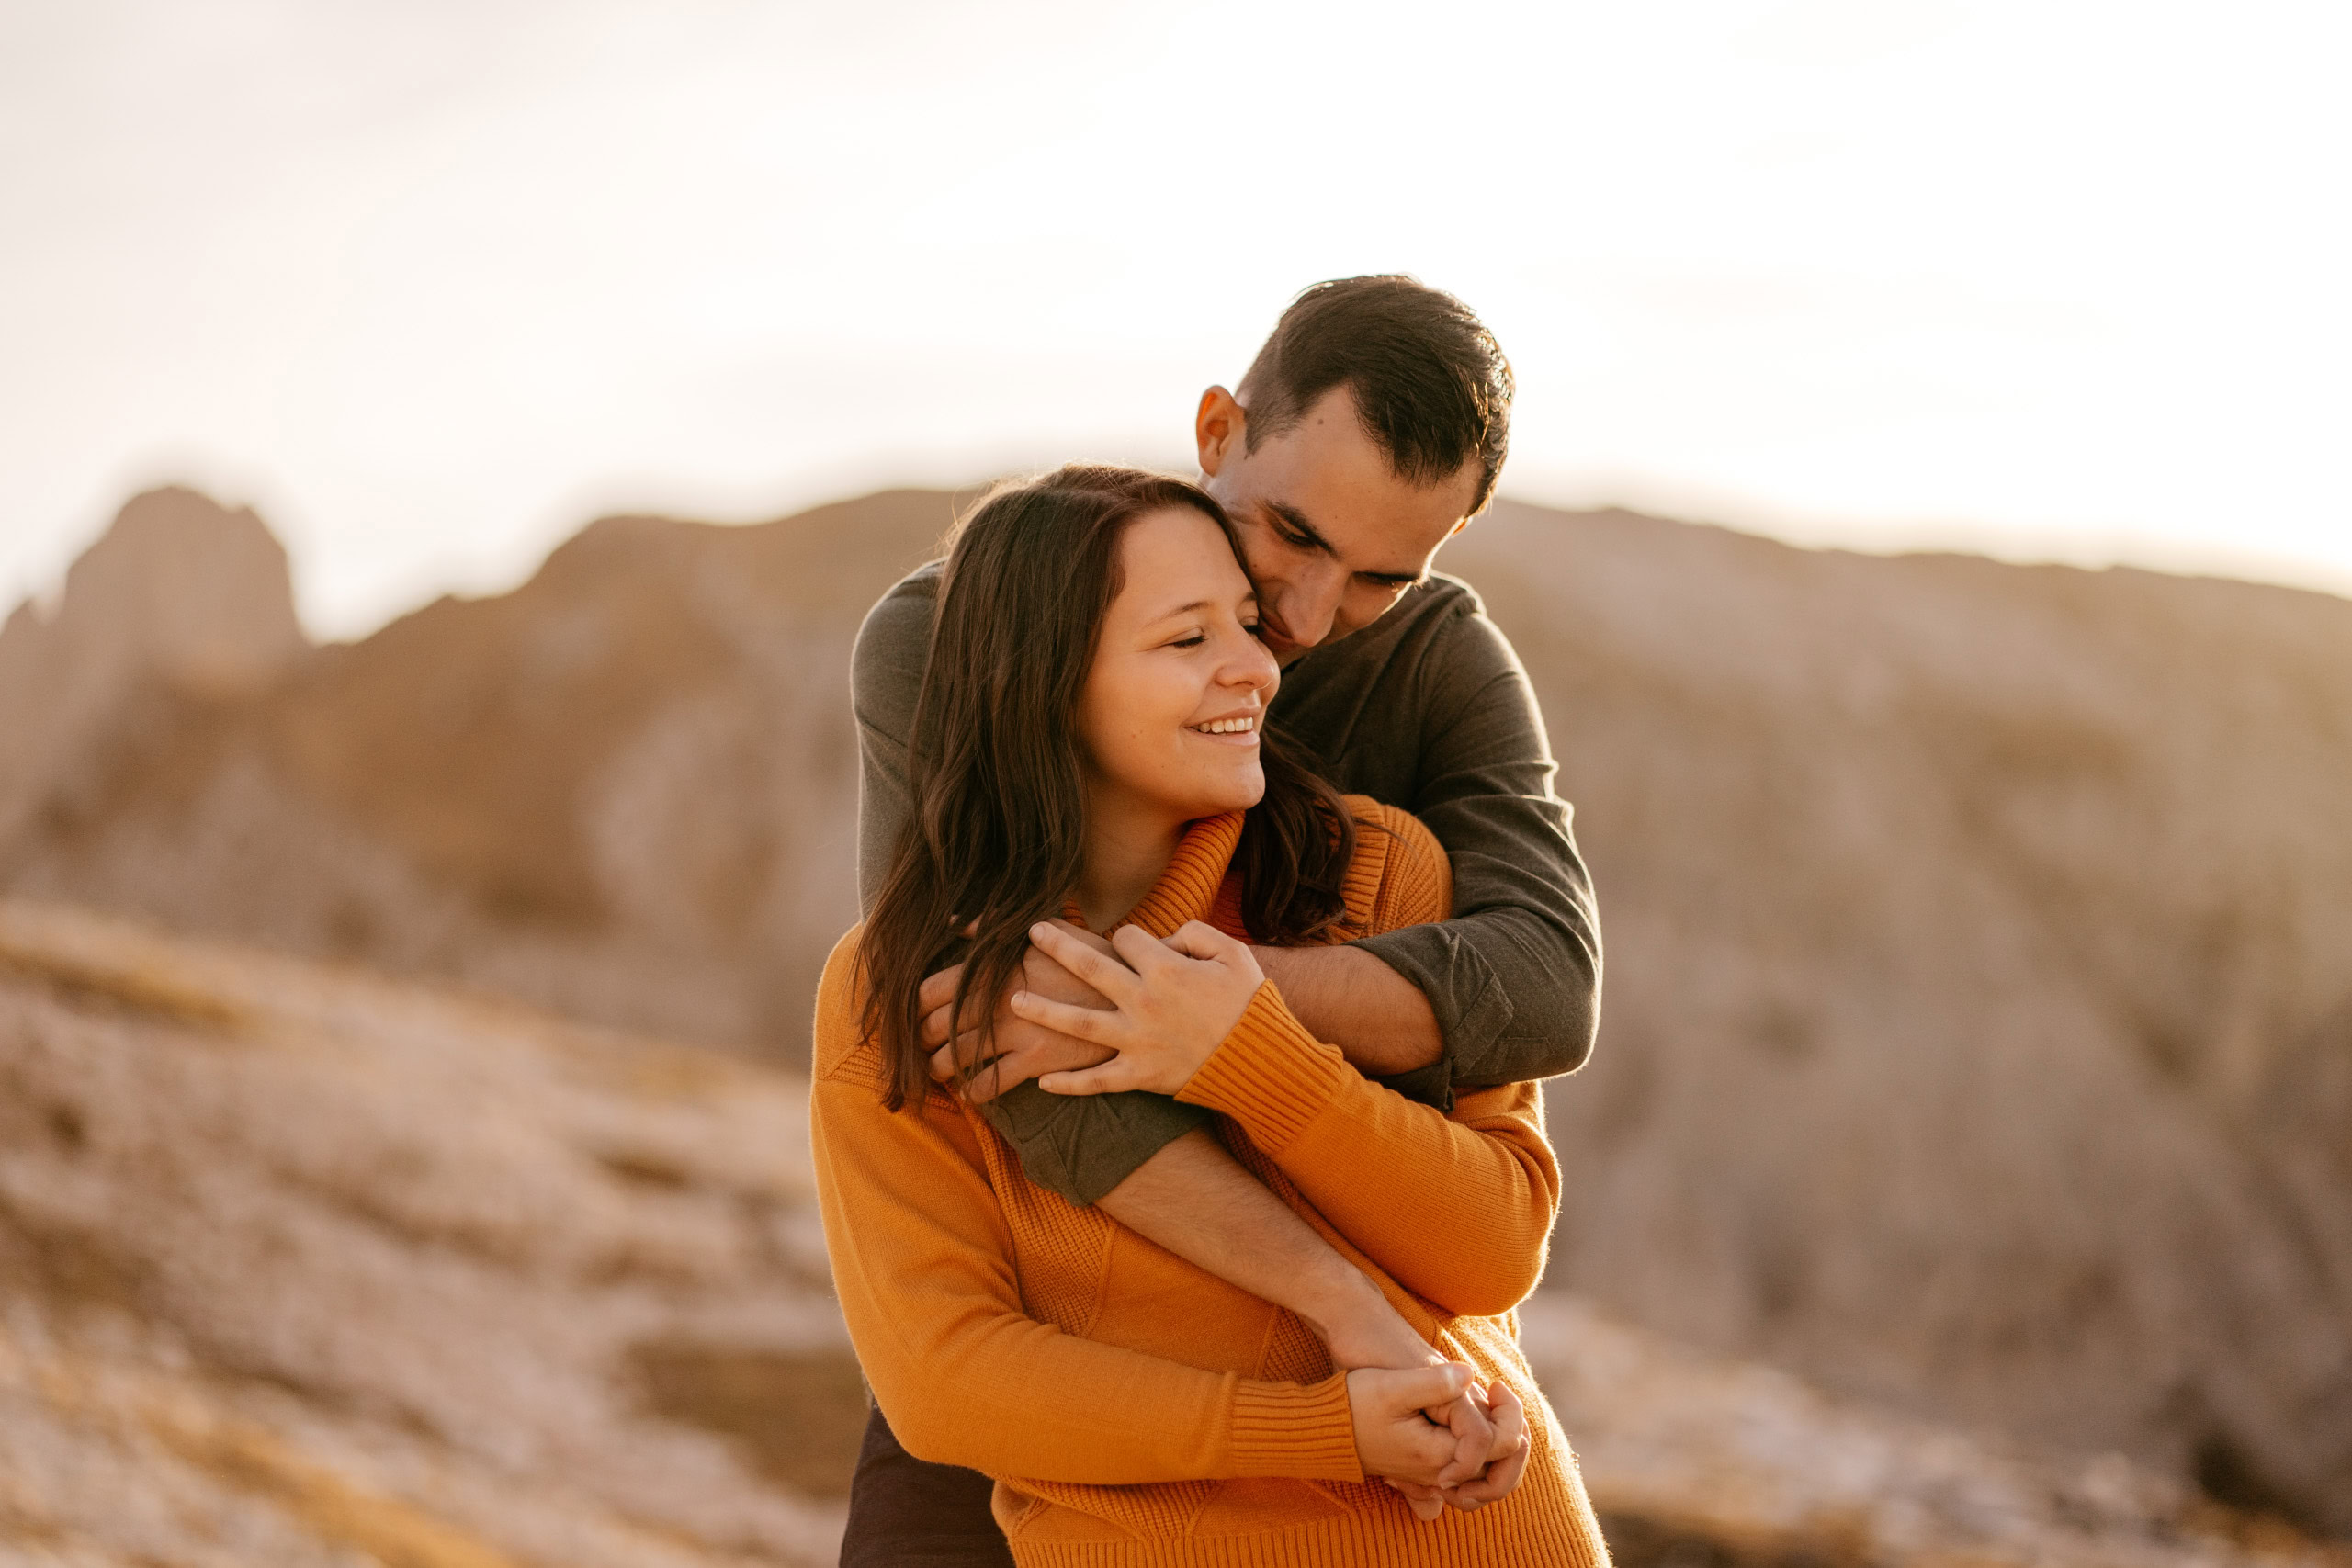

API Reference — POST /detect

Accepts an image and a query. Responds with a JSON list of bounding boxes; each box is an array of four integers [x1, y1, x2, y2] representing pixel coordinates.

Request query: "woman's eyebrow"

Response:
[[1141, 594, 1252, 626]]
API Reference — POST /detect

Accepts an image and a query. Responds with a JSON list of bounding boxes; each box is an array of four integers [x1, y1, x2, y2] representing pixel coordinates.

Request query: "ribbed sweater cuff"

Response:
[[1176, 982, 1348, 1153], [1225, 1373, 1363, 1482]]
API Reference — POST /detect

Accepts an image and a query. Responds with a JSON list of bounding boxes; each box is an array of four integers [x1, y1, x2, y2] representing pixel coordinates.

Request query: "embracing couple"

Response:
[[811, 277, 1609, 1566]]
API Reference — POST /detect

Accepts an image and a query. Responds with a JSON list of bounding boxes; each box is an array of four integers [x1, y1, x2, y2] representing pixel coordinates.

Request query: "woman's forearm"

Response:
[[810, 1066, 1364, 1486]]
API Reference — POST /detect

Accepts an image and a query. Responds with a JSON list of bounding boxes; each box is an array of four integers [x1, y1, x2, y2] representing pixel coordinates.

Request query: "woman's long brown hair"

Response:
[[860, 465, 1358, 1111]]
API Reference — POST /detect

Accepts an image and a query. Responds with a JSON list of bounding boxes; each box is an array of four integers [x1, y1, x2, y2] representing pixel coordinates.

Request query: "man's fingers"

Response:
[[919, 992, 999, 1050], [1110, 922, 1182, 971], [915, 964, 966, 1018], [1030, 922, 1138, 999]]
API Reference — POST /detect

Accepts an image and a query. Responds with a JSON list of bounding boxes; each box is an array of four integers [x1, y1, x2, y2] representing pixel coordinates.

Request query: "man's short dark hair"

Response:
[[1235, 276, 1514, 513]]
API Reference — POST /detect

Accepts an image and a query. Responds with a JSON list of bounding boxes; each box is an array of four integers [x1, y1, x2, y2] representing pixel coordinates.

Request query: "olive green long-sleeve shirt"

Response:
[[852, 561, 1600, 1204]]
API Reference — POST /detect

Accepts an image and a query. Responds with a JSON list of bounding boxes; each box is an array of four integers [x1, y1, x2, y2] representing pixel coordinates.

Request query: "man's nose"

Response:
[[1278, 563, 1346, 649]]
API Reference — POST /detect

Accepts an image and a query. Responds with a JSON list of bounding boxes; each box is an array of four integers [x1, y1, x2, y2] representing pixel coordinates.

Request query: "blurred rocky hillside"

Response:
[[1, 899, 2335, 1567], [3, 484, 2348, 1540]]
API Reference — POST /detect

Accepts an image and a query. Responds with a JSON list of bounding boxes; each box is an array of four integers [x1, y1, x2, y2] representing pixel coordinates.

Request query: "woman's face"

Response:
[[1078, 505, 1280, 828]]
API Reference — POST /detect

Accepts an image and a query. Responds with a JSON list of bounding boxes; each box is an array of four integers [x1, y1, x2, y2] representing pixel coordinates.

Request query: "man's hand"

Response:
[[1015, 920, 1264, 1098], [922, 925, 1121, 1102]]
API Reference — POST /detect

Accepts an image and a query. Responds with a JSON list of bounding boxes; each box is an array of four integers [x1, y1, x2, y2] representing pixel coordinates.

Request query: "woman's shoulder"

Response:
[[1336, 795, 1453, 935], [812, 926, 890, 1088]]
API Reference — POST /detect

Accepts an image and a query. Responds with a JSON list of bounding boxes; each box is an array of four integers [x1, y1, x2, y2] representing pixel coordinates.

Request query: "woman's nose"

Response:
[[1224, 628, 1279, 694]]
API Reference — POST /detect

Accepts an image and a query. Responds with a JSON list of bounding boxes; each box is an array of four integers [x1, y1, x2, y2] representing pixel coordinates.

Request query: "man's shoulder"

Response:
[[861, 558, 944, 630], [853, 560, 944, 700]]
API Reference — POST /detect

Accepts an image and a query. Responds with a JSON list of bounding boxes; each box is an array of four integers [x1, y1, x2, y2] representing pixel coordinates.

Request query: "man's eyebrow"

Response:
[[1267, 500, 1422, 587], [1264, 502, 1337, 558]]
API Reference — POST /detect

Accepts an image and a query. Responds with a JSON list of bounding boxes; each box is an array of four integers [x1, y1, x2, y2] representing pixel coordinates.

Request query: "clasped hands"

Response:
[[923, 918, 1261, 1100], [1350, 1363, 1531, 1517]]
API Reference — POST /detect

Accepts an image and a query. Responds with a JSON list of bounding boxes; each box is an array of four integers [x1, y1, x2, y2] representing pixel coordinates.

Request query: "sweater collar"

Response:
[[1067, 812, 1244, 938]]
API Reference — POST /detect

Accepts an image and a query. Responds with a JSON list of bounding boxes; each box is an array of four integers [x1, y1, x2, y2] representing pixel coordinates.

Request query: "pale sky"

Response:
[[4, 0, 2347, 639]]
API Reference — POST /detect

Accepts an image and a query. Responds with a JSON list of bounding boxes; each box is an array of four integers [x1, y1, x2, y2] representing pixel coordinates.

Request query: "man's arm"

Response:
[[853, 570, 936, 914], [1251, 946, 1442, 1077], [1245, 601, 1599, 1094], [1349, 599, 1601, 1099]]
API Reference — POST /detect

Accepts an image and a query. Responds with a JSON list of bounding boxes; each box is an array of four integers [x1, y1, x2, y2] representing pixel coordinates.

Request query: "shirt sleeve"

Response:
[[852, 575, 936, 914], [1351, 600, 1602, 1097], [810, 957, 1363, 1485]]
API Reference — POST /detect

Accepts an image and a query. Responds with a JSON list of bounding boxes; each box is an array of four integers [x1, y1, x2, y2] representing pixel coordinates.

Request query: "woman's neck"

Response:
[[1074, 789, 1189, 933]]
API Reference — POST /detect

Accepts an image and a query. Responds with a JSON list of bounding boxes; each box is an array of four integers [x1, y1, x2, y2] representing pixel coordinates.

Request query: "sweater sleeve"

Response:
[[809, 946, 1364, 1486], [1176, 809, 1561, 1317]]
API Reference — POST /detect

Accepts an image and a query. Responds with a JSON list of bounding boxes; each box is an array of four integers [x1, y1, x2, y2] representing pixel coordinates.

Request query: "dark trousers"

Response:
[[841, 1403, 1014, 1567]]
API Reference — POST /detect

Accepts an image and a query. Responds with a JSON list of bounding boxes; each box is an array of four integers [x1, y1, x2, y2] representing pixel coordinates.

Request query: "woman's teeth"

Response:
[[1191, 717, 1257, 734]]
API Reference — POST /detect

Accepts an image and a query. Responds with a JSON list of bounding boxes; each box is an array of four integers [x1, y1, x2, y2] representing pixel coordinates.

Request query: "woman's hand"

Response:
[[1385, 1380, 1531, 1517], [1013, 919, 1265, 1098], [1348, 1364, 1478, 1489], [1440, 1379, 1531, 1511]]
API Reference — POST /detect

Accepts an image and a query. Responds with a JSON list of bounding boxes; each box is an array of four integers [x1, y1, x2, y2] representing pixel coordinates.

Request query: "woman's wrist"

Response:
[[1311, 1273, 1436, 1373]]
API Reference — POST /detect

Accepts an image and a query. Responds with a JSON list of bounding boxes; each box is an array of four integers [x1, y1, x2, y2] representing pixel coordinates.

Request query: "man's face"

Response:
[[1195, 383, 1484, 665]]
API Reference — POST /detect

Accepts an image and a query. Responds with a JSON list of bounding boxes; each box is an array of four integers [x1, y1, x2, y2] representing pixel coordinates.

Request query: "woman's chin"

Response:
[[1167, 767, 1266, 820]]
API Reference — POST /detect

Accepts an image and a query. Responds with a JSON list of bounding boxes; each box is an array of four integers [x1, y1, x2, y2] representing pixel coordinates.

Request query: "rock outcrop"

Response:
[[0, 488, 304, 851]]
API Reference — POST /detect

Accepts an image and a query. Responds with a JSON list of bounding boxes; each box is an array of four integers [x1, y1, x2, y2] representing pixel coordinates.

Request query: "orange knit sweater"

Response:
[[811, 800, 1611, 1566]]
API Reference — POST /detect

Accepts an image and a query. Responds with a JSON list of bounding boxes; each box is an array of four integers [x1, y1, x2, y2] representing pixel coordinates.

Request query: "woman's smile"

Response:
[[1186, 712, 1261, 744]]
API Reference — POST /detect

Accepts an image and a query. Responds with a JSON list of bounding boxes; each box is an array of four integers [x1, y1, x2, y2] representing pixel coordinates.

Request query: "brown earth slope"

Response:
[[0, 899, 2333, 1568], [3, 485, 2348, 1533]]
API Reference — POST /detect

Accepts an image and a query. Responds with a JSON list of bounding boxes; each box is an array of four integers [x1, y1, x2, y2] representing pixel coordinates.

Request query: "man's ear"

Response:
[[1195, 386, 1245, 478]]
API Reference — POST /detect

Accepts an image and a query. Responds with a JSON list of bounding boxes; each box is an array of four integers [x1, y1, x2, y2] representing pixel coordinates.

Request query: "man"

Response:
[[844, 276, 1600, 1564]]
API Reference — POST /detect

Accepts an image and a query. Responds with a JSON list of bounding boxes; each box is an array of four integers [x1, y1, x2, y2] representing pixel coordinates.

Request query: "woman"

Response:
[[811, 466, 1608, 1564]]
